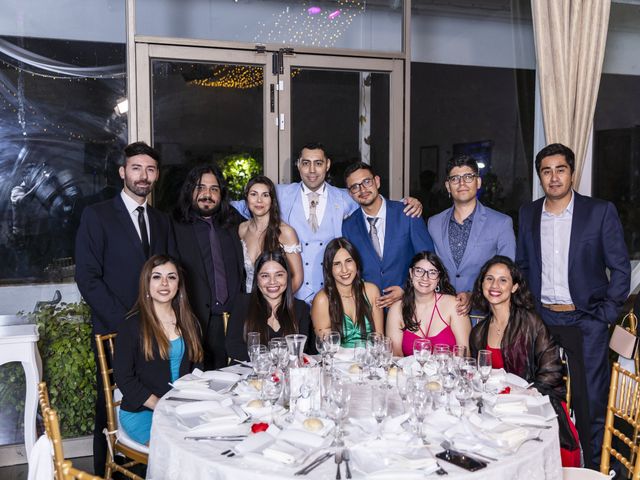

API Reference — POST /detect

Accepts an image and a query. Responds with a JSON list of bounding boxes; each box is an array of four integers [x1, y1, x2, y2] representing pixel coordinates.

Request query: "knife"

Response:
[[294, 452, 333, 475], [184, 435, 247, 441]]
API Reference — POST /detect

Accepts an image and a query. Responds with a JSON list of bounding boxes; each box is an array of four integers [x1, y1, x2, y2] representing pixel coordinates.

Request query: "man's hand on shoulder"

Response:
[[402, 197, 423, 218], [455, 292, 472, 316], [376, 285, 404, 309]]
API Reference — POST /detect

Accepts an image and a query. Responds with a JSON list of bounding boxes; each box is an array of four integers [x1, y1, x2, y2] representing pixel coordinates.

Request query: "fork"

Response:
[[342, 449, 352, 479], [335, 450, 342, 479]]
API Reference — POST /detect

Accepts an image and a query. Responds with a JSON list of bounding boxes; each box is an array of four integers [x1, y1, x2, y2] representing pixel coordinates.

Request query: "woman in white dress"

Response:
[[238, 175, 303, 293]]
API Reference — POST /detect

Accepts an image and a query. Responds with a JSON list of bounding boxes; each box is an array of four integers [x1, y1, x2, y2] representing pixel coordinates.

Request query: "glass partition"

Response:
[[136, 0, 403, 52]]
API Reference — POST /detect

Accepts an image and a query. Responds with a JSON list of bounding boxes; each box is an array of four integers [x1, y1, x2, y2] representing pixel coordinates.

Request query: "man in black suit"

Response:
[[172, 164, 244, 370], [75, 141, 173, 475]]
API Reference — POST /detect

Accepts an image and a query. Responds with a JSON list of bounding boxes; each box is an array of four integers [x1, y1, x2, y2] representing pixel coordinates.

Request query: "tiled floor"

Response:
[[0, 456, 94, 479]]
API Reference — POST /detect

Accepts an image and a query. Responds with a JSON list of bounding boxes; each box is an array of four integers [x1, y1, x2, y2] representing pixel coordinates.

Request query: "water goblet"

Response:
[[454, 379, 473, 418], [413, 338, 431, 375], [441, 367, 458, 415], [268, 337, 285, 367], [433, 344, 451, 372], [364, 342, 379, 380], [426, 374, 444, 410], [452, 345, 467, 375], [379, 337, 393, 384], [409, 386, 430, 444], [461, 357, 477, 382], [254, 350, 272, 397], [323, 331, 341, 371], [477, 349, 493, 392], [248, 344, 267, 380], [329, 378, 351, 444], [396, 367, 410, 412], [371, 383, 388, 440], [262, 372, 283, 423], [315, 334, 328, 367], [352, 339, 367, 384]]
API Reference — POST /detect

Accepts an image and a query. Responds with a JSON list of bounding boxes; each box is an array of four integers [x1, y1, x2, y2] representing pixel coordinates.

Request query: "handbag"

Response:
[[609, 309, 639, 359]]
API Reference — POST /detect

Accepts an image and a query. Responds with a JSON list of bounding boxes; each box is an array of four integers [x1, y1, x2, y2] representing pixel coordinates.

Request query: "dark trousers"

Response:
[[203, 312, 228, 370], [540, 308, 610, 469]]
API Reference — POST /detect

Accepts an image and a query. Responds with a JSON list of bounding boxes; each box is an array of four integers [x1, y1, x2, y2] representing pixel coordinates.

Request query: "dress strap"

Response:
[[433, 294, 450, 327], [418, 293, 441, 338]]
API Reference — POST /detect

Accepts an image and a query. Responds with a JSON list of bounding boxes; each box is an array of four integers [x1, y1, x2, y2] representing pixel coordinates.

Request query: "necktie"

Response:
[[307, 192, 320, 233], [204, 218, 228, 304], [367, 217, 382, 259], [136, 206, 150, 258]]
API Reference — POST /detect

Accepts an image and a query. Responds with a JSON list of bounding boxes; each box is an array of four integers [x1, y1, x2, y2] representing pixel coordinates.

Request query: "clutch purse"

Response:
[[609, 309, 639, 359]]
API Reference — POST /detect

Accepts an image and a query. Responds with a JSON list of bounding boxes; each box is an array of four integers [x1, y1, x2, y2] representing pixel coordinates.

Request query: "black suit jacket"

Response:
[[74, 194, 173, 334], [516, 191, 630, 324], [172, 217, 244, 327], [113, 315, 199, 412]]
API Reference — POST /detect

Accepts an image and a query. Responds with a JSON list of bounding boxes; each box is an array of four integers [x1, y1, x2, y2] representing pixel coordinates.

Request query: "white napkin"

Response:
[[200, 370, 241, 382], [171, 376, 211, 389], [504, 372, 531, 388], [27, 435, 53, 480], [187, 420, 250, 437], [174, 399, 232, 418], [484, 425, 531, 449], [350, 440, 437, 475], [200, 406, 247, 424], [334, 347, 355, 362], [493, 398, 528, 414], [171, 387, 225, 400], [367, 469, 434, 480], [288, 417, 335, 437], [234, 431, 276, 454], [278, 428, 326, 449], [241, 401, 285, 420], [263, 440, 306, 464], [498, 413, 552, 427]]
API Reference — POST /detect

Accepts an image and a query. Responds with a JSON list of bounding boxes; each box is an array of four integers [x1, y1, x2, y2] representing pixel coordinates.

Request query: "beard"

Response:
[[192, 196, 221, 218], [124, 177, 152, 198]]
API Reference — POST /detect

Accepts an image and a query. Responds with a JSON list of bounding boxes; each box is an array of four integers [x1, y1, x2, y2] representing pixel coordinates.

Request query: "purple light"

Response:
[[328, 9, 341, 19], [308, 6, 321, 15]]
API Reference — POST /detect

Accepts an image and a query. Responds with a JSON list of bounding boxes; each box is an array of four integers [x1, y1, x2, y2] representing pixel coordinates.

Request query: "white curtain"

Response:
[[531, 0, 611, 187]]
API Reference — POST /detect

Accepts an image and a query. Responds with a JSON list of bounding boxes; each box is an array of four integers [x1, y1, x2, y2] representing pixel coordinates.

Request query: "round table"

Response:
[[147, 373, 563, 479]]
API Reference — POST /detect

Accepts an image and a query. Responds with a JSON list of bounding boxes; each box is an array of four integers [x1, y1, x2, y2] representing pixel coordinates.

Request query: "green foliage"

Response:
[[0, 302, 95, 438], [221, 153, 262, 200]]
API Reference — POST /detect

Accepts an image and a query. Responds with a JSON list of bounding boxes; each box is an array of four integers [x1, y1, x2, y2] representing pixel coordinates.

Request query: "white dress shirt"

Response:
[[363, 196, 387, 255], [120, 190, 150, 243], [540, 191, 574, 304], [300, 182, 328, 227]]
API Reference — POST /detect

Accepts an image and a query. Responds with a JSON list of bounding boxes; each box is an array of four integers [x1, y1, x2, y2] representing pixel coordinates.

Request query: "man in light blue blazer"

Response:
[[342, 162, 434, 309], [428, 155, 515, 314], [232, 143, 422, 304]]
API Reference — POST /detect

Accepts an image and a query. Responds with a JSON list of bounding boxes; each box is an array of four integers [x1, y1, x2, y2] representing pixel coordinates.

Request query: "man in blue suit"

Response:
[[428, 155, 515, 315], [516, 143, 630, 468], [233, 142, 422, 304], [75, 141, 173, 475], [342, 162, 434, 309]]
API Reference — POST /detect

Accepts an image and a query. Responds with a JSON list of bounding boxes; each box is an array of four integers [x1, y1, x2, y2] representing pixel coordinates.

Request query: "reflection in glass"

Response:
[[151, 60, 264, 205], [290, 69, 390, 196]]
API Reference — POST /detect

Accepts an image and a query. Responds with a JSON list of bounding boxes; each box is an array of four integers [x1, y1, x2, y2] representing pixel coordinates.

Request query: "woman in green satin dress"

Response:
[[311, 237, 384, 347]]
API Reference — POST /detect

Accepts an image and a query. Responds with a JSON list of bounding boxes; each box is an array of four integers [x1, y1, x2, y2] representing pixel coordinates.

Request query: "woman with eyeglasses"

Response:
[[387, 251, 471, 356], [311, 237, 384, 346], [238, 175, 303, 293]]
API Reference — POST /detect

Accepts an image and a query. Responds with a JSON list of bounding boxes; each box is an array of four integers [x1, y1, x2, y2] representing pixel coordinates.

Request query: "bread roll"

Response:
[[303, 417, 324, 432]]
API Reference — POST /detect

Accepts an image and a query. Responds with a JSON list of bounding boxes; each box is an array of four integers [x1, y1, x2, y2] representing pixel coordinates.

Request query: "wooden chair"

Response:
[[600, 363, 640, 479], [38, 382, 101, 480], [95, 333, 148, 480]]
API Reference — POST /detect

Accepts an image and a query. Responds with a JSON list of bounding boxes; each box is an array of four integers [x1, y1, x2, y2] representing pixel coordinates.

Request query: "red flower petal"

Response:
[[251, 422, 269, 433], [499, 386, 511, 394]]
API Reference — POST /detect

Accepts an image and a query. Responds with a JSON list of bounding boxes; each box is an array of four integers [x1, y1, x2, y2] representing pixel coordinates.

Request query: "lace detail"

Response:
[[281, 243, 302, 254], [240, 240, 255, 293]]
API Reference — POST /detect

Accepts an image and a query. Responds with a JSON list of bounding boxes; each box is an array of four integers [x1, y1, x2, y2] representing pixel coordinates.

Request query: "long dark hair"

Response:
[[402, 251, 456, 332], [471, 255, 536, 344], [245, 250, 298, 344], [244, 175, 282, 253], [129, 255, 203, 362], [173, 164, 234, 226], [322, 237, 373, 338]]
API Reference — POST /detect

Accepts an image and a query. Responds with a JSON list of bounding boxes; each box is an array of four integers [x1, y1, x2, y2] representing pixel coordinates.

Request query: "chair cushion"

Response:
[[114, 388, 150, 455]]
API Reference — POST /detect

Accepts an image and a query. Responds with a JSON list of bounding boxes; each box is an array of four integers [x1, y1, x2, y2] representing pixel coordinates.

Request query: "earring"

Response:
[[145, 293, 150, 299], [435, 284, 440, 293]]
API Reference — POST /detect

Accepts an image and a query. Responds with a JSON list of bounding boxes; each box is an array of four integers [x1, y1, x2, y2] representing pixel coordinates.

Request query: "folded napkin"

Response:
[[187, 419, 250, 437], [498, 413, 552, 427], [350, 440, 437, 475], [172, 387, 225, 400], [200, 370, 241, 382], [288, 417, 335, 437], [468, 413, 502, 430], [278, 428, 326, 449], [174, 399, 233, 418], [493, 399, 528, 415], [241, 401, 285, 420], [234, 431, 276, 454], [504, 372, 531, 389], [263, 440, 306, 464], [200, 406, 248, 424], [334, 347, 355, 362], [484, 425, 530, 449], [367, 469, 435, 480]]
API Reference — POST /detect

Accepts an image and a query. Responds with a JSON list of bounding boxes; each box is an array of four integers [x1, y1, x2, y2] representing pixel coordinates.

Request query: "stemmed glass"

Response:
[[371, 383, 388, 440], [315, 334, 328, 367], [254, 350, 272, 397], [409, 383, 431, 444], [365, 339, 380, 380], [379, 337, 393, 385], [352, 339, 367, 384], [328, 378, 351, 445], [454, 379, 473, 418], [413, 338, 431, 376], [262, 372, 283, 423], [477, 350, 493, 392], [323, 331, 341, 371], [268, 337, 287, 369], [433, 344, 451, 373], [396, 367, 410, 413], [426, 374, 444, 411], [247, 331, 261, 379], [452, 345, 467, 375], [441, 366, 458, 415]]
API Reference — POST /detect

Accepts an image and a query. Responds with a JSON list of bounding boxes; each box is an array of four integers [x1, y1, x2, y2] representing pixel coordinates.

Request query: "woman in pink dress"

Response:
[[387, 252, 471, 356]]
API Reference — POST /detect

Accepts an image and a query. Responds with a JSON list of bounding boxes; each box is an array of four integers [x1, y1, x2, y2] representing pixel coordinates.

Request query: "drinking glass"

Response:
[[323, 331, 341, 370], [254, 350, 272, 397], [262, 372, 283, 423], [433, 344, 451, 372], [371, 383, 388, 440], [379, 337, 393, 384], [441, 367, 458, 414], [461, 357, 477, 382], [477, 349, 493, 391], [353, 339, 367, 384], [396, 367, 410, 412], [329, 377, 351, 444], [410, 386, 430, 444], [248, 344, 267, 380], [268, 337, 285, 368], [454, 379, 473, 418], [364, 341, 379, 380], [452, 345, 467, 375], [315, 333, 328, 367], [413, 338, 431, 375], [426, 374, 444, 410]]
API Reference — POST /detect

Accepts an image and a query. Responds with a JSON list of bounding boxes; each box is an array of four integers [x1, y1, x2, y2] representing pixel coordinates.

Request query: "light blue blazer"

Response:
[[232, 182, 356, 303], [342, 199, 434, 292], [427, 201, 515, 294]]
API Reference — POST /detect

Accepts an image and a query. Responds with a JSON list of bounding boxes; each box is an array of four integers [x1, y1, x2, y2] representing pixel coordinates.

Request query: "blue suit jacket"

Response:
[[342, 199, 434, 292], [74, 194, 173, 334], [516, 191, 630, 325], [428, 201, 515, 293]]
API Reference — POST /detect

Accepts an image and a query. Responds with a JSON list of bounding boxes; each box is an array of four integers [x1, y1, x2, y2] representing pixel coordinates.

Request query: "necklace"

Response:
[[340, 294, 353, 298], [491, 317, 507, 336]]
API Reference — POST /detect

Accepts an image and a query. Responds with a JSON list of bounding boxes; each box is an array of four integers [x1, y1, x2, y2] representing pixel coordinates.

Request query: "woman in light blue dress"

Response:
[[114, 255, 203, 445]]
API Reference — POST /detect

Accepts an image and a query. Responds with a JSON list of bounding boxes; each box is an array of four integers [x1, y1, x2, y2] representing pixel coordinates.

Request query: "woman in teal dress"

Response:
[[114, 255, 203, 445], [311, 237, 383, 347]]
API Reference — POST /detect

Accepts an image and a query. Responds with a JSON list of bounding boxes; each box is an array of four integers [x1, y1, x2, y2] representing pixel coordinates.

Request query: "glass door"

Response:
[[279, 54, 404, 198], [135, 44, 277, 205]]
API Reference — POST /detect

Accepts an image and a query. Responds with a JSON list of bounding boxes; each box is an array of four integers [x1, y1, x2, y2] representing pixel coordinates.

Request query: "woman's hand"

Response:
[[143, 394, 159, 410]]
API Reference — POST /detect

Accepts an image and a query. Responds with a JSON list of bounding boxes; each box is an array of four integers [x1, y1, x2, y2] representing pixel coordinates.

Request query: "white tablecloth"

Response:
[[147, 378, 563, 479]]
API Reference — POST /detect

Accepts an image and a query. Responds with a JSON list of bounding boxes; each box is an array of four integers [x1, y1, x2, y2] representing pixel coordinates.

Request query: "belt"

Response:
[[542, 303, 576, 312]]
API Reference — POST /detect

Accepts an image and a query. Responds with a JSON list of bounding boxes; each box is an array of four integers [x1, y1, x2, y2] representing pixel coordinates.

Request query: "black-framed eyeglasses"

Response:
[[347, 177, 375, 194], [412, 267, 439, 279], [447, 173, 477, 185]]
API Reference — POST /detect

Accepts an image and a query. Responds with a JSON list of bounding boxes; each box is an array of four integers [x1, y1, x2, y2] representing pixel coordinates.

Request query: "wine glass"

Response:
[[461, 357, 477, 382], [441, 367, 458, 415], [433, 344, 451, 372], [254, 350, 272, 397], [413, 338, 431, 375], [364, 341, 379, 380], [477, 349, 493, 392], [409, 384, 430, 444], [323, 331, 341, 371], [454, 379, 473, 418], [262, 372, 283, 423], [315, 333, 328, 367], [379, 337, 393, 384], [371, 383, 388, 440], [248, 344, 267, 380], [353, 339, 367, 384], [396, 367, 410, 412], [426, 374, 444, 410], [268, 337, 285, 368], [247, 331, 261, 378], [452, 345, 467, 375], [329, 378, 351, 444]]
